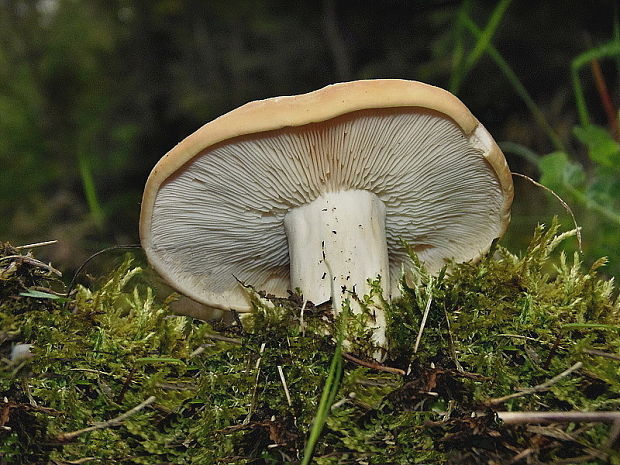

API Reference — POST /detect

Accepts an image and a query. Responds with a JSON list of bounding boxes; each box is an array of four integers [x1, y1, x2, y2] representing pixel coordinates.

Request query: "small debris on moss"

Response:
[[1, 221, 619, 464]]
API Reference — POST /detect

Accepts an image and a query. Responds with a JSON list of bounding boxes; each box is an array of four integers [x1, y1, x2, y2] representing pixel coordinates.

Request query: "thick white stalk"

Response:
[[284, 190, 389, 352]]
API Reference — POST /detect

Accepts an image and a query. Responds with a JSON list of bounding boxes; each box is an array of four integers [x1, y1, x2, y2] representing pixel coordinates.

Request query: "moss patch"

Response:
[[1, 222, 620, 464]]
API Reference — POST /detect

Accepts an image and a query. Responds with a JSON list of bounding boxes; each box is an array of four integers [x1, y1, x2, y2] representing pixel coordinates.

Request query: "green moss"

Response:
[[1, 221, 620, 464]]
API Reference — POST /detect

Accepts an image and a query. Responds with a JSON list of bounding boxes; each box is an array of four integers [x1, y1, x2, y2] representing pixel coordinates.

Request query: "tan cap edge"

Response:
[[469, 124, 514, 238]]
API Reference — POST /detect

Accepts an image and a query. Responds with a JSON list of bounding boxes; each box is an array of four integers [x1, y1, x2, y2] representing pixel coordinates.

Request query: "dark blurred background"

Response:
[[2, 0, 620, 278]]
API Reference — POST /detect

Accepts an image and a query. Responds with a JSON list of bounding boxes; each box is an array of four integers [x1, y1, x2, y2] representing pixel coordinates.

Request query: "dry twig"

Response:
[[277, 365, 293, 407], [243, 342, 267, 425], [497, 410, 620, 424], [583, 348, 620, 362], [62, 458, 98, 464], [508, 448, 534, 464], [0, 255, 62, 276], [56, 396, 156, 442], [343, 352, 405, 375], [487, 362, 582, 405], [299, 299, 308, 336], [15, 240, 58, 250], [413, 278, 433, 354], [204, 333, 242, 345]]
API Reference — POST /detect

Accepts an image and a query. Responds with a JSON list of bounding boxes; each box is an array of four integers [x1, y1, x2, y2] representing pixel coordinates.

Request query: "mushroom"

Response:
[[140, 79, 513, 353]]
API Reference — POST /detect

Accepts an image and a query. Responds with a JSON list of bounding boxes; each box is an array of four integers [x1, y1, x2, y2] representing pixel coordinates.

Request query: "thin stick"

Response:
[[243, 342, 266, 425], [497, 333, 544, 343], [299, 299, 308, 336], [15, 240, 58, 250], [487, 362, 582, 405], [583, 348, 620, 361], [508, 448, 534, 464], [255, 343, 266, 369], [204, 333, 242, 345], [30, 286, 67, 296], [56, 396, 156, 441], [553, 455, 604, 464], [444, 305, 464, 372], [413, 278, 433, 353], [343, 352, 405, 376], [189, 346, 207, 357], [512, 172, 582, 252], [498, 410, 620, 424], [606, 419, 620, 448], [0, 255, 62, 276], [63, 458, 98, 464], [331, 392, 355, 411], [68, 368, 114, 377], [277, 366, 293, 407]]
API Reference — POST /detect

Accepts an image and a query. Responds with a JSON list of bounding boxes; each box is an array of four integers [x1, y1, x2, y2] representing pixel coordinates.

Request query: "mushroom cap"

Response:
[[140, 79, 513, 312]]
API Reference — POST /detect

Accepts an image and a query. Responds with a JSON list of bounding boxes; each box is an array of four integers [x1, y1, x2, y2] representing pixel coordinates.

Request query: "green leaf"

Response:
[[573, 125, 620, 169], [538, 151, 585, 189]]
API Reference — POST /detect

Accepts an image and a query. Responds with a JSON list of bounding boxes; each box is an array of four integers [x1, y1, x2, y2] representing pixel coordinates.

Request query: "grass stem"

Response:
[[462, 15, 565, 152], [451, 0, 513, 94], [300, 304, 348, 465]]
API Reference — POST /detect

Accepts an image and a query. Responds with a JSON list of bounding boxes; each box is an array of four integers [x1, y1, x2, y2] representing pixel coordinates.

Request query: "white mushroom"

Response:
[[140, 79, 513, 354]]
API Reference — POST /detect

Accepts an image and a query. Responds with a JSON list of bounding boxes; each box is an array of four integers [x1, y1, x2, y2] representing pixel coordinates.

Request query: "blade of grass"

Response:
[[19, 289, 71, 303], [449, 0, 471, 93], [452, 0, 513, 94], [562, 323, 620, 331], [500, 141, 542, 167], [571, 40, 620, 127], [77, 150, 105, 230], [462, 15, 565, 152], [614, 7, 620, 88], [300, 302, 348, 465], [590, 58, 619, 139]]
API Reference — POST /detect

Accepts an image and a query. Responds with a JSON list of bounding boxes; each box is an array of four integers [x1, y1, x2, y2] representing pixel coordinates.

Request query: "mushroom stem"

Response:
[[284, 190, 390, 353]]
